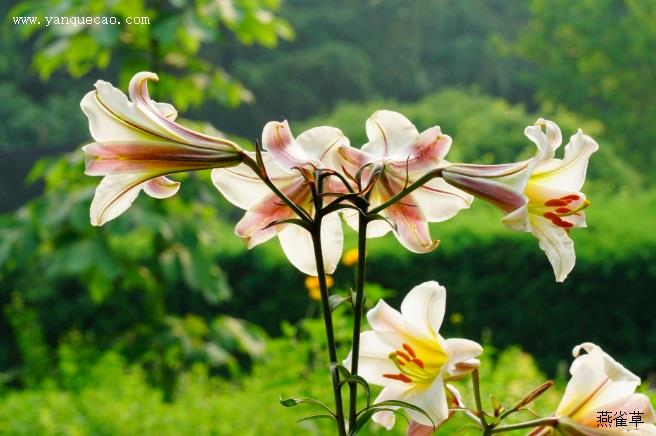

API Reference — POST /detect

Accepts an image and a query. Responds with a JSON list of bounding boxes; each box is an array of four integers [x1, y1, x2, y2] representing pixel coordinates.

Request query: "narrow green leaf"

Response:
[[278, 395, 335, 415], [297, 414, 336, 424]]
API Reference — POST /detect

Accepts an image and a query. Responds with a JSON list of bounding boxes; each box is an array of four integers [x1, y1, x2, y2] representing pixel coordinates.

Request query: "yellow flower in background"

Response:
[[449, 312, 463, 325], [342, 248, 360, 267], [307, 287, 321, 301], [305, 275, 334, 301]]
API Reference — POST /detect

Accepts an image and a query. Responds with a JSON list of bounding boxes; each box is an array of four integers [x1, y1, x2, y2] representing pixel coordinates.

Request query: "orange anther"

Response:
[[543, 212, 559, 220], [396, 350, 411, 362], [544, 199, 569, 207], [561, 194, 580, 201], [383, 373, 412, 383], [402, 343, 416, 358], [560, 220, 574, 229], [555, 207, 572, 214], [413, 358, 425, 369]]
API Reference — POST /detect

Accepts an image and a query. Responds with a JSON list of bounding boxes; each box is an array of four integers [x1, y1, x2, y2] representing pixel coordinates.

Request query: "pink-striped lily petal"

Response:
[[390, 126, 452, 175], [407, 421, 435, 436], [295, 125, 350, 170], [234, 179, 311, 249], [83, 141, 241, 176], [81, 72, 244, 226], [212, 152, 296, 210], [143, 176, 180, 199], [261, 120, 306, 169], [127, 72, 240, 150], [364, 110, 419, 157], [387, 196, 438, 253], [441, 170, 528, 214], [81, 81, 175, 143], [90, 173, 151, 226]]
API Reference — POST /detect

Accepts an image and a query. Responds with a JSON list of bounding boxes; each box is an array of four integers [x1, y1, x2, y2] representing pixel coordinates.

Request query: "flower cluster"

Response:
[[78, 72, 652, 436], [82, 73, 597, 281]]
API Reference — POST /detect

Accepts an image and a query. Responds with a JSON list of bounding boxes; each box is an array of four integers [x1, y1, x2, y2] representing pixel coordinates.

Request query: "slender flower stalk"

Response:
[[348, 212, 369, 429], [472, 369, 490, 434], [490, 417, 558, 434], [311, 179, 347, 436]]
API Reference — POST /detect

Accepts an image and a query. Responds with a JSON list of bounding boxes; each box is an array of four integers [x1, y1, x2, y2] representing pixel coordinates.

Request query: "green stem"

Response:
[[368, 168, 442, 215], [348, 213, 368, 428], [472, 369, 489, 434], [489, 417, 557, 434], [311, 174, 347, 436], [311, 222, 347, 436]]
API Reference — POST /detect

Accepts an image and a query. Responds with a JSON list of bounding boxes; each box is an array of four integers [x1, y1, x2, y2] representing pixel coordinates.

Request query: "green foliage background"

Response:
[[1, 0, 655, 434]]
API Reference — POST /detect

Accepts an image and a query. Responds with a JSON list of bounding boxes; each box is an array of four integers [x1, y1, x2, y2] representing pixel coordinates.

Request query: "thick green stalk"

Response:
[[490, 417, 557, 433], [311, 222, 347, 436], [348, 213, 368, 428], [472, 369, 490, 434]]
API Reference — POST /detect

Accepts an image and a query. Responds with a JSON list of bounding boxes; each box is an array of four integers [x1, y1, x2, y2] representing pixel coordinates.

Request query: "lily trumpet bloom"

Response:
[[344, 281, 482, 430], [336, 111, 473, 253], [442, 119, 598, 281], [532, 343, 656, 435], [212, 120, 348, 275], [81, 72, 244, 226]]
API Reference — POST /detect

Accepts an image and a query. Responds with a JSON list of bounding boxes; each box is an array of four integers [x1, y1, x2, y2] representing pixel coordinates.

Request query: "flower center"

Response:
[[382, 343, 442, 385], [537, 194, 590, 230]]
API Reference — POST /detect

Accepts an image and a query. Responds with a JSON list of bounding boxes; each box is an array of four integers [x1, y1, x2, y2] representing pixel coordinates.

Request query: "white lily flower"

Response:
[[442, 119, 599, 281], [532, 343, 656, 435], [344, 281, 482, 430], [212, 120, 348, 275], [81, 71, 244, 226], [336, 110, 473, 253]]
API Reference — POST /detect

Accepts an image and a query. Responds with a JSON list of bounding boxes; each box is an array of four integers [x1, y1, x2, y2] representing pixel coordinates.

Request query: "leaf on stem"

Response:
[[278, 395, 336, 416], [297, 414, 336, 424], [328, 292, 353, 311]]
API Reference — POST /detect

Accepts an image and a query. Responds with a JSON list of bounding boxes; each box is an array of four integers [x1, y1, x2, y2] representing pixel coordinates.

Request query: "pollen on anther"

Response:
[[555, 207, 572, 214], [402, 343, 416, 358], [383, 373, 412, 383], [561, 194, 581, 201], [412, 358, 425, 369], [396, 350, 411, 362], [544, 199, 569, 207]]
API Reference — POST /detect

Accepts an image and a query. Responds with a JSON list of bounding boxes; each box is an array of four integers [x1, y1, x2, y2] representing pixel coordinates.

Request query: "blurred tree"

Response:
[[9, 0, 293, 110], [519, 0, 656, 170], [0, 151, 267, 393], [215, 0, 533, 138]]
